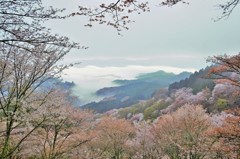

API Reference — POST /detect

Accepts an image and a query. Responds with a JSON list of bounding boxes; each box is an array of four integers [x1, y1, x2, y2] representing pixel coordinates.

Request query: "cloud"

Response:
[[62, 65, 196, 105]]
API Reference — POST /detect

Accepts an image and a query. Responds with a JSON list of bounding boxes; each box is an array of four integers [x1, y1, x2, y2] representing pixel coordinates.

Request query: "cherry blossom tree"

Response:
[[77, 0, 240, 31], [160, 0, 239, 19], [0, 89, 95, 158], [207, 109, 240, 158], [0, 1, 82, 157], [132, 122, 162, 159], [161, 88, 211, 114], [88, 116, 135, 159], [206, 53, 240, 158], [23, 91, 94, 159], [153, 104, 213, 159], [207, 54, 240, 87]]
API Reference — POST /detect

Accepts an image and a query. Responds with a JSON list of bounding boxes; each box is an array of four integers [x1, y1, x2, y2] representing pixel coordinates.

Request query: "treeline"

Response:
[[1, 102, 239, 159]]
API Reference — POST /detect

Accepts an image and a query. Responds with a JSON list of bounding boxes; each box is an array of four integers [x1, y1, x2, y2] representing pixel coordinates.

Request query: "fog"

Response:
[[62, 65, 196, 105]]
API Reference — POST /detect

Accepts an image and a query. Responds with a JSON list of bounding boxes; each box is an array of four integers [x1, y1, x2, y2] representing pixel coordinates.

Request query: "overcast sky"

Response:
[[43, 0, 240, 103], [44, 0, 240, 69]]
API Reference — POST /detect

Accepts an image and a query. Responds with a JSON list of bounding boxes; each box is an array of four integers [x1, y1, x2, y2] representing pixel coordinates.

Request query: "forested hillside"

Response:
[[1, 0, 240, 158], [169, 67, 215, 93], [83, 71, 191, 112]]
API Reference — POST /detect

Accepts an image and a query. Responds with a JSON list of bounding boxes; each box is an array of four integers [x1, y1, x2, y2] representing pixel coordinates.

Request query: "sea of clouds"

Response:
[[62, 65, 196, 105]]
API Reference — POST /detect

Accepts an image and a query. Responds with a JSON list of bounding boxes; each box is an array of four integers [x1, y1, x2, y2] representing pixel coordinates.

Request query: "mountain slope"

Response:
[[83, 70, 191, 113], [168, 67, 215, 94]]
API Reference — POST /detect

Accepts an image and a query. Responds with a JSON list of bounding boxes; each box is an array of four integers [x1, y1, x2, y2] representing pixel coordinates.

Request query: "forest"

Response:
[[0, 0, 240, 159]]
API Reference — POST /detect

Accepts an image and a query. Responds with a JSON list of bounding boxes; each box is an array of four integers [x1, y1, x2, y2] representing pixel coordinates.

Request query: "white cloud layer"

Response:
[[62, 65, 196, 105]]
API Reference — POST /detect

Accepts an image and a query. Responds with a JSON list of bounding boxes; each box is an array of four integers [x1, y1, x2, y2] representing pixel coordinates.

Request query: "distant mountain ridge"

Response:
[[83, 70, 192, 113]]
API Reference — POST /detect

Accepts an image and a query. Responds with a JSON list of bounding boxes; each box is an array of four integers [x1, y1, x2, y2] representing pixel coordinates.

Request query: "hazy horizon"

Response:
[[62, 65, 197, 105], [42, 0, 240, 104]]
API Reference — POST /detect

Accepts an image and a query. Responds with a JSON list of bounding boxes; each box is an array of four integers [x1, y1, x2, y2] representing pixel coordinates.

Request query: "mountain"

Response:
[[111, 66, 238, 121], [83, 70, 191, 113], [104, 67, 217, 121], [168, 67, 215, 94]]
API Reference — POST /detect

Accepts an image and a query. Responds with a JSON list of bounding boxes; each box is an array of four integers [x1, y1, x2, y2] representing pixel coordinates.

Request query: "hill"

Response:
[[168, 67, 215, 94], [83, 70, 191, 113]]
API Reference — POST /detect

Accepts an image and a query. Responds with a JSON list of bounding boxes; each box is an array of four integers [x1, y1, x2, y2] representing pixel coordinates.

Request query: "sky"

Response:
[[44, 0, 240, 68], [43, 0, 240, 104]]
